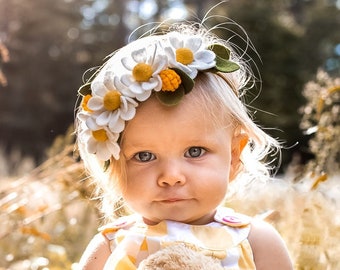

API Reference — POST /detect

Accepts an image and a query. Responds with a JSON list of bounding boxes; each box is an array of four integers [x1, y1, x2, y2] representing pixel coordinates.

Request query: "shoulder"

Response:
[[77, 214, 140, 269], [77, 232, 111, 270], [248, 219, 293, 270]]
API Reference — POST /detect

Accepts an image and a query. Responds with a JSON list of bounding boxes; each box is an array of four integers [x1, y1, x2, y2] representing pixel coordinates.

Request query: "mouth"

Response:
[[158, 198, 187, 203]]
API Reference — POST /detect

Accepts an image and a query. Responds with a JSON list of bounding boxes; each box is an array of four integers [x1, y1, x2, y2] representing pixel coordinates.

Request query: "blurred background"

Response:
[[0, 0, 339, 173], [0, 0, 339, 269]]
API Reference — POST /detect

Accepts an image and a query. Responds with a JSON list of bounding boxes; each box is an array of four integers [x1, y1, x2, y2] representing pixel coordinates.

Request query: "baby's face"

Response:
[[121, 95, 236, 225]]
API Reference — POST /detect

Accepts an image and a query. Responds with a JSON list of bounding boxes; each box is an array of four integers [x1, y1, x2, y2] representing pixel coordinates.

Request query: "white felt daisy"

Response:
[[120, 46, 168, 101], [87, 76, 138, 133], [80, 119, 120, 160], [165, 33, 216, 79]]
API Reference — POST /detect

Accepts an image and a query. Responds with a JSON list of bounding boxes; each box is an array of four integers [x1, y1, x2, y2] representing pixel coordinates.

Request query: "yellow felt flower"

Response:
[[81, 94, 93, 112], [159, 69, 182, 92]]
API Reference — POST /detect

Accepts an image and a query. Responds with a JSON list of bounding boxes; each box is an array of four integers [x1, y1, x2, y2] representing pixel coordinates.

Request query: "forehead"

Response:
[[122, 91, 235, 143]]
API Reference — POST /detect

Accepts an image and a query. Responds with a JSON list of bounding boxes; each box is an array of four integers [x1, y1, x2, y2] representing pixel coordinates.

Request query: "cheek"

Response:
[[122, 183, 143, 209], [197, 168, 229, 194], [123, 166, 154, 198]]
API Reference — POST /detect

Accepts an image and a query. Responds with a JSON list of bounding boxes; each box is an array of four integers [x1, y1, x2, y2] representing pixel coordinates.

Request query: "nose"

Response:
[[157, 160, 186, 187]]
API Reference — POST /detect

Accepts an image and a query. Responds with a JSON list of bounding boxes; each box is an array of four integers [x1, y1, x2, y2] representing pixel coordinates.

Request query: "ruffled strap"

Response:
[[214, 207, 251, 228], [214, 207, 252, 248], [100, 214, 139, 242]]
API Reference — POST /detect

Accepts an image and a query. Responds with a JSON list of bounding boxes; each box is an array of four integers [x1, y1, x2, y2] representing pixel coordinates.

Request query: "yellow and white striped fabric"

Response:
[[101, 207, 255, 269]]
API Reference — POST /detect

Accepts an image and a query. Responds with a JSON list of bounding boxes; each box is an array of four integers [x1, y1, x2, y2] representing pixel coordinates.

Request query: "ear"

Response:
[[229, 133, 248, 181]]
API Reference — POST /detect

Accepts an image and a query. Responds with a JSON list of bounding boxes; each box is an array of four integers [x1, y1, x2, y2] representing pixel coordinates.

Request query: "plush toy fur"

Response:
[[138, 244, 224, 270]]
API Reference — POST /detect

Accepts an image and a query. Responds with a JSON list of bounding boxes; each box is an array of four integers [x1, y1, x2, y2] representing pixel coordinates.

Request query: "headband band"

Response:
[[215, 72, 238, 96]]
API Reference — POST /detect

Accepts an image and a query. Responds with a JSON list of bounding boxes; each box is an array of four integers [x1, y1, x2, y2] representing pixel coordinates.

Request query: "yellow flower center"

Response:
[[160, 69, 181, 92], [103, 90, 121, 111], [82, 94, 93, 112], [176, 48, 194, 65], [92, 129, 108, 142], [132, 63, 153, 82]]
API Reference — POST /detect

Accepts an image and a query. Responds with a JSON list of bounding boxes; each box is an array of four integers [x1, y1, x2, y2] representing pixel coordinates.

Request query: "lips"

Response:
[[161, 198, 184, 203], [157, 197, 192, 204]]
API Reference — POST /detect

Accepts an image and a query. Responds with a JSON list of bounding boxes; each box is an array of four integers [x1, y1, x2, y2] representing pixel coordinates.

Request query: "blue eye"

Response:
[[134, 152, 155, 162], [185, 147, 206, 158]]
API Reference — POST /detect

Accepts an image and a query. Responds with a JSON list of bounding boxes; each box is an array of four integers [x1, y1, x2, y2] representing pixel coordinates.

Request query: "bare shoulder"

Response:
[[77, 232, 111, 270], [248, 219, 293, 270]]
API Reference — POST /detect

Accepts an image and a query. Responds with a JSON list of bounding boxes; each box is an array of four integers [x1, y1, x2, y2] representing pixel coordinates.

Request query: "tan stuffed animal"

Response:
[[138, 244, 224, 270]]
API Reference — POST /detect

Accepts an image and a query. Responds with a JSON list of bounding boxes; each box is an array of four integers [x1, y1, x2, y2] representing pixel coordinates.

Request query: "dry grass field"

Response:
[[0, 138, 339, 270], [1, 70, 339, 269]]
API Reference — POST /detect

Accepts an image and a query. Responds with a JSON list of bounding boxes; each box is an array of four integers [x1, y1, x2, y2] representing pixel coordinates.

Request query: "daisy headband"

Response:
[[77, 32, 240, 162]]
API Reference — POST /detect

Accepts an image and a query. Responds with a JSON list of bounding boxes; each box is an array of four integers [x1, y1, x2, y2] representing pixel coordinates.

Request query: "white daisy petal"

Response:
[[92, 81, 107, 96], [96, 111, 111, 126], [195, 50, 216, 64], [114, 76, 126, 91], [106, 130, 119, 142], [109, 114, 125, 133], [86, 117, 99, 130], [136, 90, 152, 101], [175, 62, 193, 74], [131, 48, 147, 63], [77, 111, 90, 122], [129, 82, 145, 94], [120, 105, 136, 121], [186, 37, 202, 52], [152, 76, 162, 92], [88, 97, 104, 111], [169, 35, 183, 48], [103, 71, 116, 90], [87, 138, 97, 154], [121, 74, 134, 86], [96, 143, 111, 161], [187, 68, 198, 79], [164, 46, 175, 58], [121, 57, 136, 71], [142, 80, 158, 91], [80, 128, 90, 143], [106, 142, 120, 160], [152, 55, 168, 74], [121, 88, 137, 98], [125, 96, 138, 107]]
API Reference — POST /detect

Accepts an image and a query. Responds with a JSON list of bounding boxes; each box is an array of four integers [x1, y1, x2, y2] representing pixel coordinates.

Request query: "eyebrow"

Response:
[[121, 141, 152, 156]]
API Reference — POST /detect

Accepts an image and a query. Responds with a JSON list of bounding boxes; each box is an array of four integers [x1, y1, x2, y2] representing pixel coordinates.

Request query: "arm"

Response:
[[77, 233, 112, 270], [248, 219, 293, 270]]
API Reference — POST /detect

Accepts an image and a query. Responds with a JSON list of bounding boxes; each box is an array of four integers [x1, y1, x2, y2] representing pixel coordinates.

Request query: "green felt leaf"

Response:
[[78, 82, 92, 96], [215, 57, 240, 73], [208, 44, 240, 73], [78, 67, 102, 96], [208, 44, 231, 60], [156, 87, 185, 106], [103, 160, 110, 172], [171, 68, 194, 94]]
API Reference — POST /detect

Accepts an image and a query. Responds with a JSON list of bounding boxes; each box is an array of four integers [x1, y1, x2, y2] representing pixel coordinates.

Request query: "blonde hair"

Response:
[[76, 22, 281, 221]]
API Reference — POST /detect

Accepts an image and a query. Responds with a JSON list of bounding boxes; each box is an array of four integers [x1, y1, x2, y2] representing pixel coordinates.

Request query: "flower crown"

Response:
[[77, 32, 239, 162]]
